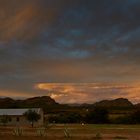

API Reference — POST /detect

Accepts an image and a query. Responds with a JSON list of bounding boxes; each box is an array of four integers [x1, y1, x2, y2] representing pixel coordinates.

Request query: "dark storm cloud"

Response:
[[0, 0, 140, 102]]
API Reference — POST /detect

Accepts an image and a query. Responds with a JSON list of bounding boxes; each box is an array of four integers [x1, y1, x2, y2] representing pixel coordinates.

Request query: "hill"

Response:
[[0, 96, 58, 113], [0, 96, 136, 114], [0, 97, 16, 108], [92, 98, 134, 109], [22, 96, 57, 106], [134, 103, 140, 108]]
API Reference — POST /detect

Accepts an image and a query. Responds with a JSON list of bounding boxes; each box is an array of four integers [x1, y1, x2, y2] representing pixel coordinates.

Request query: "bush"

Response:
[[36, 127, 46, 137], [131, 109, 140, 124], [13, 127, 23, 136], [64, 127, 71, 138], [94, 131, 102, 139], [24, 110, 41, 127], [48, 112, 82, 123], [110, 115, 133, 124], [85, 107, 109, 124], [0, 115, 9, 126]]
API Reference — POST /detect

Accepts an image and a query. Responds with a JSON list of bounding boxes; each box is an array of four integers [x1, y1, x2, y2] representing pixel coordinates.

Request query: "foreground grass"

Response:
[[63, 124, 140, 129], [0, 124, 140, 140]]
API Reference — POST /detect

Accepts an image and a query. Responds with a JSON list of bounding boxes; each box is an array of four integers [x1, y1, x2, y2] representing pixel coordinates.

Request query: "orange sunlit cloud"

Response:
[[0, 89, 32, 99], [35, 83, 140, 104]]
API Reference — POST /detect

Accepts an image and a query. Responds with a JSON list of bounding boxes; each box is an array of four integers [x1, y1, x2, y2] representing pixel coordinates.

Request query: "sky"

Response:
[[0, 0, 140, 103]]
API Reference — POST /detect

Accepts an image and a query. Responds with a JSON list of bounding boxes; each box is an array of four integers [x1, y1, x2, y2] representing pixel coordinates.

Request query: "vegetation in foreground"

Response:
[[0, 124, 140, 140]]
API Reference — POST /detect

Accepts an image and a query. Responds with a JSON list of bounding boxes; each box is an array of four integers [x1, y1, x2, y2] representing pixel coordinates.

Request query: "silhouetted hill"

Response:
[[134, 103, 140, 108], [0, 97, 15, 108], [22, 96, 60, 113], [0, 97, 136, 113], [22, 96, 57, 106], [0, 96, 58, 113], [93, 98, 133, 109]]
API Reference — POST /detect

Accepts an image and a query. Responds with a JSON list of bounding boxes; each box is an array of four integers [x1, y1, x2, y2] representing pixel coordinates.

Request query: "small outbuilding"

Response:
[[0, 108, 44, 126]]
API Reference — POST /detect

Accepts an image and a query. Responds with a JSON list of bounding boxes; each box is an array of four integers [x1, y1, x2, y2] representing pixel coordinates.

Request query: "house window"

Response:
[[9, 118, 12, 122], [16, 117, 20, 122]]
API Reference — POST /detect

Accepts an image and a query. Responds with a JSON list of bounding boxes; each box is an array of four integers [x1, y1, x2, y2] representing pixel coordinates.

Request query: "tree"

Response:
[[24, 110, 41, 127], [85, 107, 109, 124], [0, 115, 9, 126], [66, 113, 82, 123], [131, 109, 140, 124], [48, 112, 82, 123]]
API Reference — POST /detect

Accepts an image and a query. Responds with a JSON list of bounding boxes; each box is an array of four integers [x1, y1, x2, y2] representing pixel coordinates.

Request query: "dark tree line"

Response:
[[48, 107, 140, 124], [85, 107, 109, 124], [49, 107, 109, 124]]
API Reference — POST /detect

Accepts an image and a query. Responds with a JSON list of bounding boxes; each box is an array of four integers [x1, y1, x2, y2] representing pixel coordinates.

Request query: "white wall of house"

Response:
[[0, 108, 44, 126]]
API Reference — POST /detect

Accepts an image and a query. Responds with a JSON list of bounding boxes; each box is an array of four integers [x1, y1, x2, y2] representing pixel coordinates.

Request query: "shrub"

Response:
[[64, 127, 71, 138], [111, 115, 133, 124], [0, 115, 9, 126], [131, 109, 140, 124], [13, 127, 23, 136], [36, 127, 46, 137], [85, 107, 109, 124], [48, 112, 82, 123], [94, 132, 102, 139], [24, 110, 41, 127]]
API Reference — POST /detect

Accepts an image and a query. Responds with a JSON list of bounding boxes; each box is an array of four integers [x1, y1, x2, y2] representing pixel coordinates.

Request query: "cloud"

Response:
[[35, 83, 140, 103], [0, 0, 140, 103], [0, 89, 32, 99], [0, 0, 66, 41]]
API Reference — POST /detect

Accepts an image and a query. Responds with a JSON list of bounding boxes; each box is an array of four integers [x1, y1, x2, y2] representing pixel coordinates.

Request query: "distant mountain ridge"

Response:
[[93, 98, 133, 108], [0, 96, 138, 112], [0, 96, 58, 111]]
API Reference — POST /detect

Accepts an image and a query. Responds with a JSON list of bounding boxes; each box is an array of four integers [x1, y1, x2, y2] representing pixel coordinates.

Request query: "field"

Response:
[[0, 124, 140, 140]]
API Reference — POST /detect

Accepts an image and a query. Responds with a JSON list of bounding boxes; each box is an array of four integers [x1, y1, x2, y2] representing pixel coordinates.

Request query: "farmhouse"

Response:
[[0, 108, 44, 126]]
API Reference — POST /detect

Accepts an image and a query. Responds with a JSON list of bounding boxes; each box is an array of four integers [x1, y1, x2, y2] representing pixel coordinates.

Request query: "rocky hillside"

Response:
[[93, 98, 134, 108], [0, 97, 137, 113], [0, 96, 58, 112]]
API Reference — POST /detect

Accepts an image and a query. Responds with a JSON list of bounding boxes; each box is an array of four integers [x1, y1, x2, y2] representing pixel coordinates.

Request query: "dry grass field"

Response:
[[0, 124, 140, 140]]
